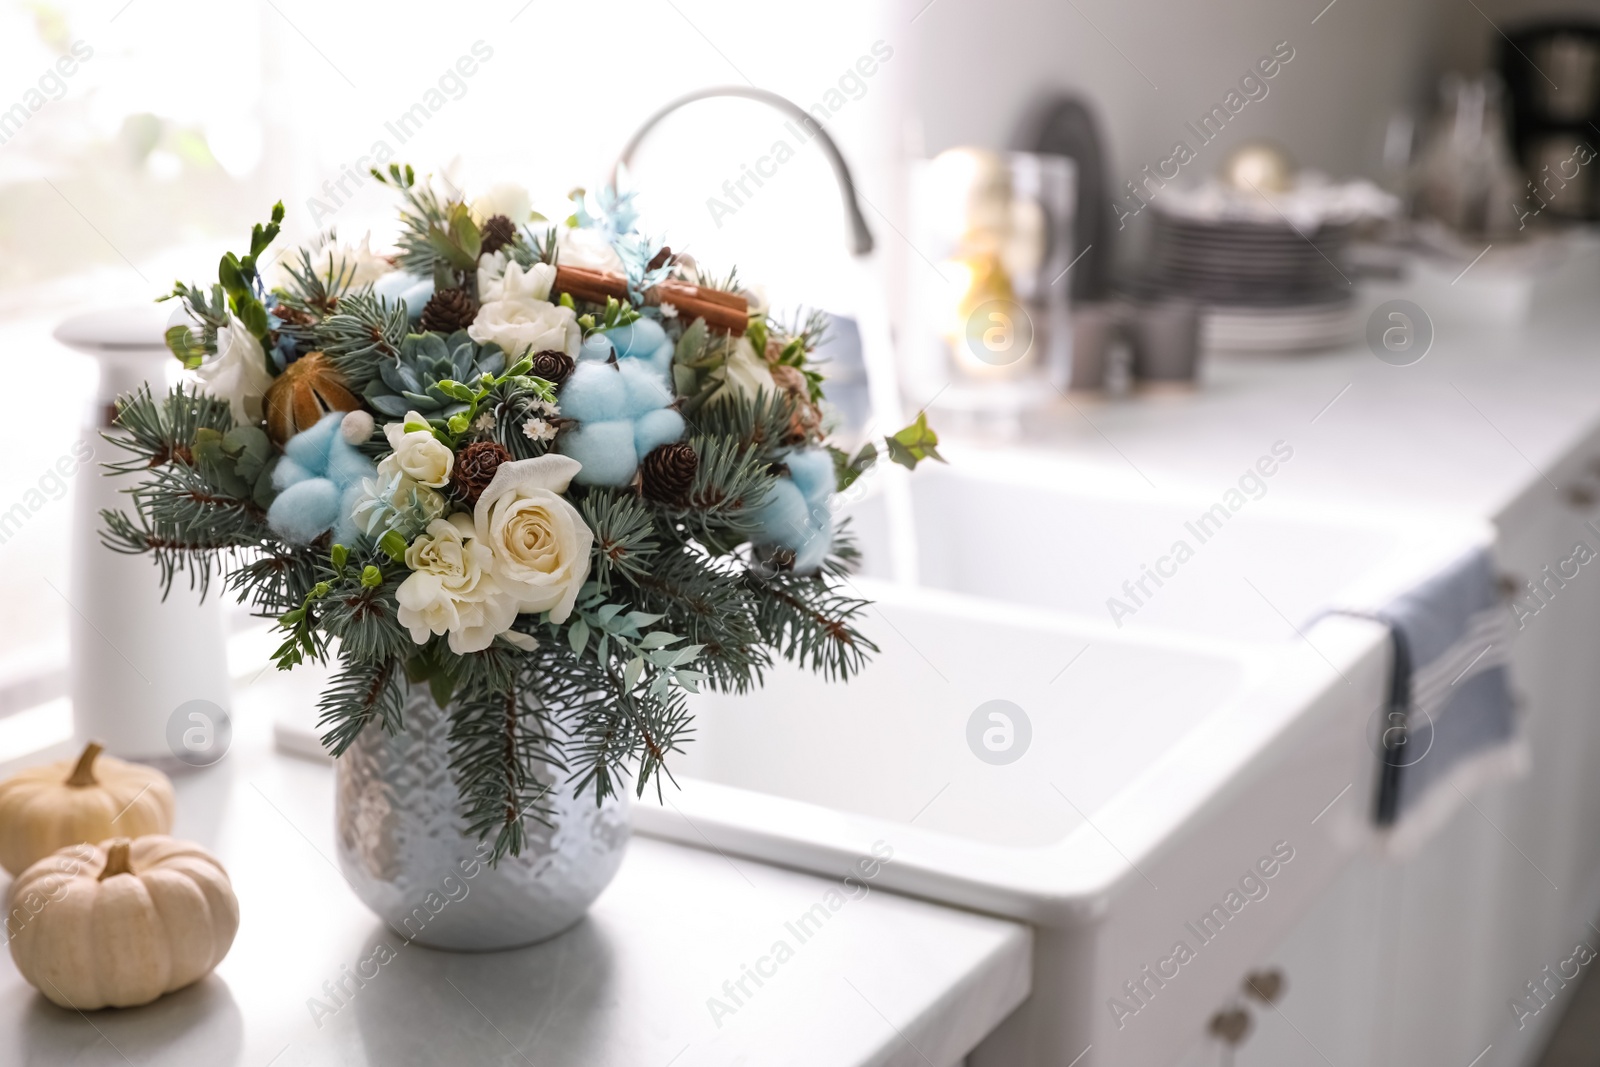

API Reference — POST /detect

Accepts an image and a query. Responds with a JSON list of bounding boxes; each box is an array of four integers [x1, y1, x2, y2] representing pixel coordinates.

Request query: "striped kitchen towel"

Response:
[[1343, 545, 1526, 855]]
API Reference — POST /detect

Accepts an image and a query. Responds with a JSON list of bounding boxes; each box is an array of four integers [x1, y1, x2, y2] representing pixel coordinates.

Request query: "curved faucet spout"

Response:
[[612, 86, 875, 257]]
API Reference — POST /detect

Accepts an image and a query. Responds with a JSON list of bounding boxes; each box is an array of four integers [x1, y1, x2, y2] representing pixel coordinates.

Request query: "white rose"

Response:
[[473, 182, 533, 224], [195, 315, 275, 425], [715, 336, 777, 402], [395, 514, 518, 654], [468, 261, 579, 359], [473, 454, 593, 622], [558, 226, 626, 273], [382, 412, 454, 488]]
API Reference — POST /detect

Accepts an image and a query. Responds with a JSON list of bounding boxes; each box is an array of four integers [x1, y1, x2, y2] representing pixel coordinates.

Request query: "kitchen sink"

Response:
[[841, 447, 1484, 645], [635, 449, 1491, 1065], [635, 579, 1392, 1065]]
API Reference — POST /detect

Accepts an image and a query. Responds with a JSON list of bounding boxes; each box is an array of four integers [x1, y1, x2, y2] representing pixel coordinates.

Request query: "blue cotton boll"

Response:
[[633, 408, 685, 457], [272, 456, 316, 492], [282, 413, 339, 471], [785, 449, 837, 509], [792, 510, 833, 574], [646, 338, 676, 377], [267, 478, 342, 544], [617, 359, 673, 418], [559, 420, 640, 486], [578, 334, 614, 363], [560, 362, 628, 422], [399, 278, 435, 320], [371, 271, 421, 306], [333, 483, 370, 546], [752, 478, 814, 552], [324, 437, 377, 491], [606, 318, 666, 361]]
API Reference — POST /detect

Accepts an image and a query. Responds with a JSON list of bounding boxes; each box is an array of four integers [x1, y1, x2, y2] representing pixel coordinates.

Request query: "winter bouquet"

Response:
[[104, 165, 940, 858]]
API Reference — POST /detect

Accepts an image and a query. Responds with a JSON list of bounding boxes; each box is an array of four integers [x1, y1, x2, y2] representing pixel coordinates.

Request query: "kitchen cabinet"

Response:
[[1167, 425, 1600, 1067]]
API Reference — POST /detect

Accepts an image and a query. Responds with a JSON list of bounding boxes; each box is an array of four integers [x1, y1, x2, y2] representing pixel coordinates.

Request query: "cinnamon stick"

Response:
[[551, 265, 748, 336]]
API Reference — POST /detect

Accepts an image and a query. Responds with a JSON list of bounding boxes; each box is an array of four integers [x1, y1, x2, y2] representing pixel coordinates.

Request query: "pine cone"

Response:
[[420, 288, 479, 333], [450, 441, 512, 506], [640, 442, 698, 505], [528, 349, 575, 385], [647, 245, 675, 272], [480, 214, 517, 256]]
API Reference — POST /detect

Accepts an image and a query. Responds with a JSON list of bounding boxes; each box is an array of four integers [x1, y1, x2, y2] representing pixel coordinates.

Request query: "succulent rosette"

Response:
[[104, 167, 940, 860]]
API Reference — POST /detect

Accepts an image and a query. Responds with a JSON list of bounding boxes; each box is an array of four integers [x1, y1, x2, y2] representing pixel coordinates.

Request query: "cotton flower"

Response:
[[473, 454, 593, 622], [195, 316, 275, 425], [382, 413, 454, 488], [469, 261, 580, 360], [395, 514, 518, 654]]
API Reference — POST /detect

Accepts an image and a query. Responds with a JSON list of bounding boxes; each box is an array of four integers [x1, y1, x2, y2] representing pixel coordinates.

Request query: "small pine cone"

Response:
[[647, 245, 675, 272], [640, 442, 698, 505], [528, 349, 575, 385], [480, 214, 517, 256], [420, 288, 479, 334], [450, 441, 512, 506]]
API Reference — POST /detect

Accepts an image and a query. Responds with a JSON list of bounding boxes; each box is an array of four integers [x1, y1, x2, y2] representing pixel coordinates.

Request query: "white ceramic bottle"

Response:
[[55, 307, 232, 769]]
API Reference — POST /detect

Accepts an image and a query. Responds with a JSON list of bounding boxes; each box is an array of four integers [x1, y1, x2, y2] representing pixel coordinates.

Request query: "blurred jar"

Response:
[[907, 149, 1074, 418]]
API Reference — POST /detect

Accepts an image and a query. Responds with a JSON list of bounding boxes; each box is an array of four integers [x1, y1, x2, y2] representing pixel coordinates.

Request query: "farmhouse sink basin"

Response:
[[842, 448, 1484, 644], [635, 580, 1391, 1065]]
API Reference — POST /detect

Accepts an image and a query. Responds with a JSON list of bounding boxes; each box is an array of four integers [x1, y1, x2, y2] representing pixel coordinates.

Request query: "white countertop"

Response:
[[0, 667, 1031, 1067], [951, 239, 1600, 526]]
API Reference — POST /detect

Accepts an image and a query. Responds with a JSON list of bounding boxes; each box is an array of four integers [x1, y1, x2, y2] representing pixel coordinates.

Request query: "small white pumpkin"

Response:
[[7, 836, 240, 1010], [0, 741, 175, 876]]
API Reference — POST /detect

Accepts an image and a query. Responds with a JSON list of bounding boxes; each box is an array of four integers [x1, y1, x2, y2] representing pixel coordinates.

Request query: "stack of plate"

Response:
[[1146, 207, 1357, 352]]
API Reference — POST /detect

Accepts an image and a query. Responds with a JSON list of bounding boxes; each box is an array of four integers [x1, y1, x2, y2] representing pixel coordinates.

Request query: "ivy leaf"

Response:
[[832, 441, 878, 492], [165, 325, 208, 370], [885, 412, 944, 470]]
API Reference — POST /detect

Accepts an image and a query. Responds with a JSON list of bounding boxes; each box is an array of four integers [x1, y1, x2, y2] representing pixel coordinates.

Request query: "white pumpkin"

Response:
[[0, 741, 175, 875], [7, 836, 240, 1010]]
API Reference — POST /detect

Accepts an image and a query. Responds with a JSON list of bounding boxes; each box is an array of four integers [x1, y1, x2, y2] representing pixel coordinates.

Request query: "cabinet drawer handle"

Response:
[[1245, 968, 1286, 1004], [1209, 1007, 1252, 1046]]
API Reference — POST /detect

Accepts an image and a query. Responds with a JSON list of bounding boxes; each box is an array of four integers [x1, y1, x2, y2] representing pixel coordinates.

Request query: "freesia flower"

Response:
[[469, 261, 580, 359], [195, 316, 275, 425], [382, 412, 454, 488], [395, 514, 518, 654]]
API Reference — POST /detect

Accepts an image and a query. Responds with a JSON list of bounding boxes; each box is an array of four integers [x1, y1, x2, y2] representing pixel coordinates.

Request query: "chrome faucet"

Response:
[[611, 86, 875, 257]]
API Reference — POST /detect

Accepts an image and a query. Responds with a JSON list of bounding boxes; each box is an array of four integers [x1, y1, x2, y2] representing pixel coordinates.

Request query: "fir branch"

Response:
[[581, 490, 659, 588], [318, 289, 409, 391], [683, 387, 796, 462], [316, 653, 407, 756], [661, 434, 773, 554], [104, 384, 234, 474], [745, 568, 878, 683], [448, 666, 559, 861], [627, 548, 767, 694]]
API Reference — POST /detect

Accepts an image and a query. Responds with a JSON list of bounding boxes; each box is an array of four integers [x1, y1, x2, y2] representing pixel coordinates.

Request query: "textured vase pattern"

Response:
[[335, 685, 630, 951]]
